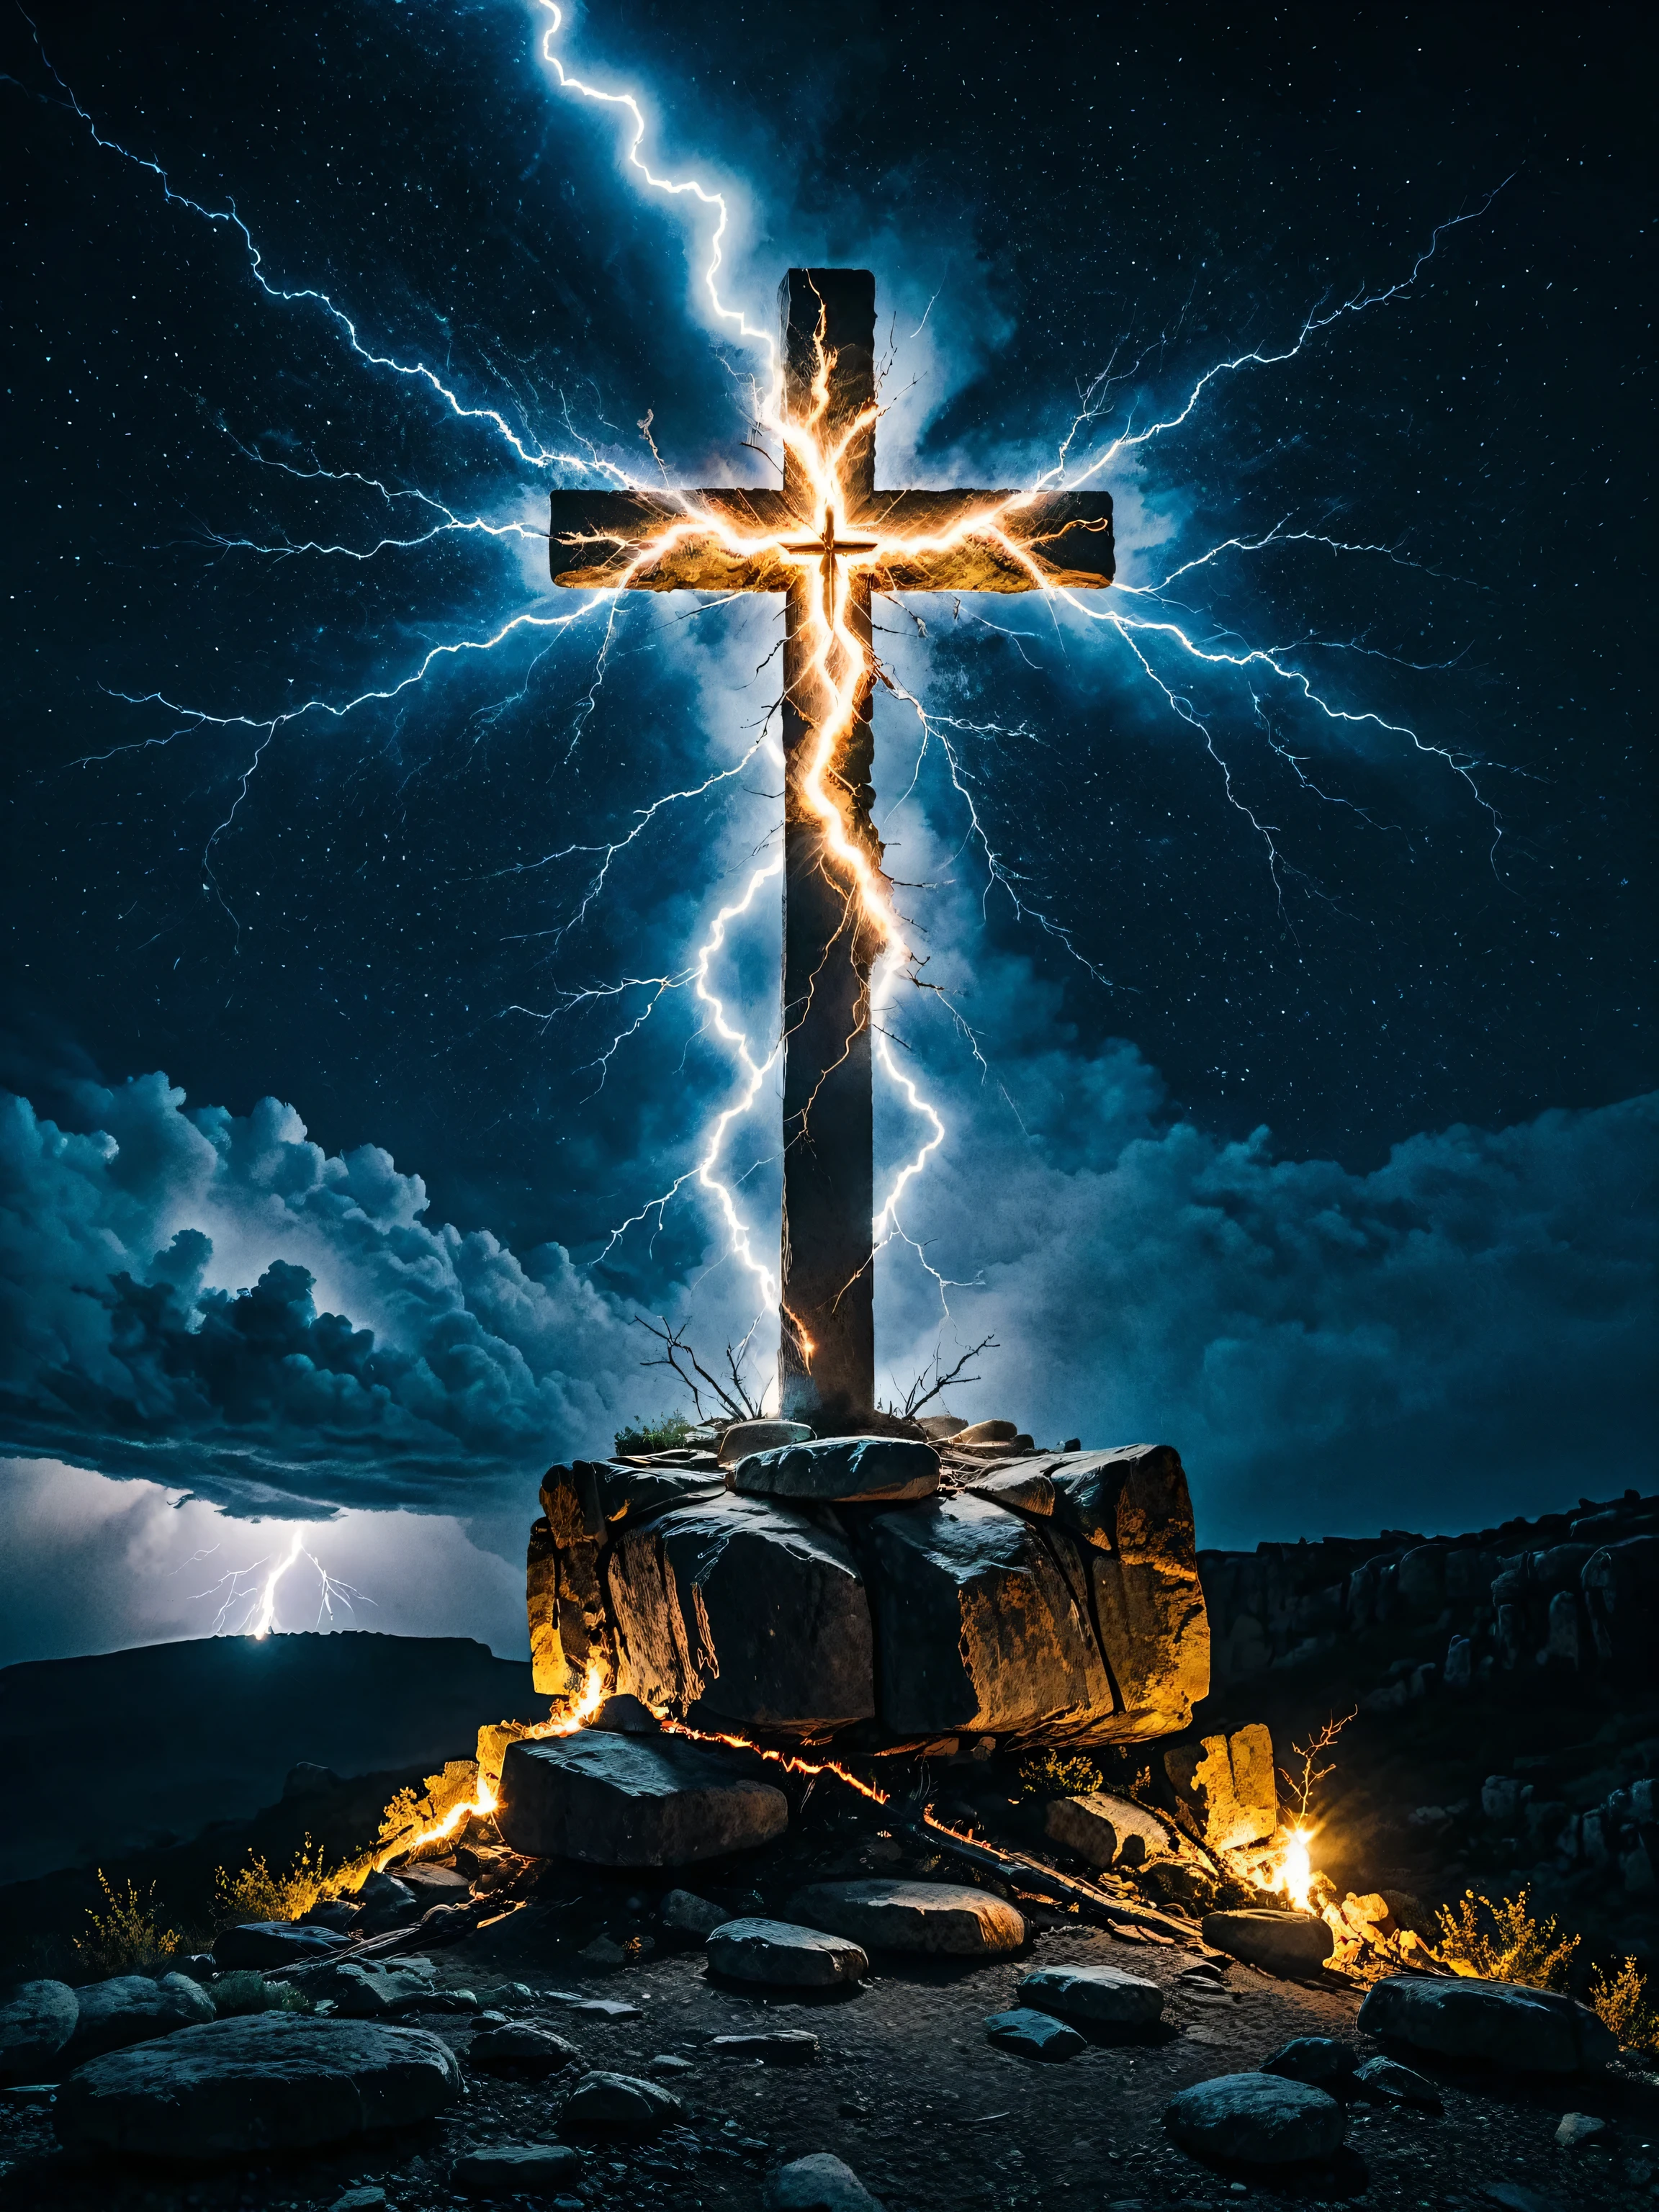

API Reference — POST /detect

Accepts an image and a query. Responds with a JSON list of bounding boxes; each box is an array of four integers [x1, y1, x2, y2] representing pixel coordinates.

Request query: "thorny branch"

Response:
[[634, 1313, 766, 1424], [1280, 1708, 1357, 1825], [885, 1334, 999, 1421]]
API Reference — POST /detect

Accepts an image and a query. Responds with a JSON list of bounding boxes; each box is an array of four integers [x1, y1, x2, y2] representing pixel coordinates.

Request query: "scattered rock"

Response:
[[62, 1972, 216, 2064], [577, 1935, 629, 1967], [315, 1961, 449, 2020], [397, 1863, 472, 1907], [718, 1419, 813, 1466], [765, 2151, 887, 2209], [558, 2069, 682, 2139], [590, 1692, 662, 1732], [965, 1466, 1056, 1515], [1200, 1909, 1334, 1975], [786, 1879, 1025, 1957], [496, 1728, 789, 1866], [649, 2053, 693, 2074], [330, 2190, 387, 2212], [469, 2022, 583, 2075], [300, 1901, 360, 1934], [1555, 2111, 1611, 2148], [53, 2014, 462, 2161], [706, 1917, 869, 1987], [917, 1416, 968, 1442], [0, 1980, 78, 2082], [355, 1871, 423, 1935], [954, 1420, 1020, 1445], [212, 1921, 354, 1970], [709, 2030, 819, 2064], [454, 2141, 585, 2193], [1358, 1974, 1619, 2074], [1352, 2053, 1442, 2110], [1480, 2187, 1568, 2212], [732, 1434, 940, 1503], [1262, 2036, 1359, 2086], [983, 2007, 1086, 2061], [1017, 1962, 1164, 2028], [1164, 2072, 1346, 2165], [1043, 1790, 1174, 1871], [1164, 1725, 1279, 1852], [660, 1889, 729, 1939]]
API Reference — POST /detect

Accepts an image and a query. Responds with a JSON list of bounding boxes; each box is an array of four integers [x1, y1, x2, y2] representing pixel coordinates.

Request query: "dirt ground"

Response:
[[4, 1853, 1658, 2212]]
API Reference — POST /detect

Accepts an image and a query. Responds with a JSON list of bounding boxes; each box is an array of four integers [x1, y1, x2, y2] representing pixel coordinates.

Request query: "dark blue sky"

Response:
[[1, 1, 1653, 1651]]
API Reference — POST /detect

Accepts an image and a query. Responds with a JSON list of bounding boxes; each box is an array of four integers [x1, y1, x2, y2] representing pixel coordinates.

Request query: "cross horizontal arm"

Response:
[[548, 487, 1114, 595]]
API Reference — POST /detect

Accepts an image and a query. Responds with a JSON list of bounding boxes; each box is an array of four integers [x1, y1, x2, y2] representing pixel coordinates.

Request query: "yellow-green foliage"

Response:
[[1433, 1886, 1579, 1989], [74, 1872, 181, 1977], [615, 1411, 693, 1455], [1588, 1956, 1659, 2054], [1015, 1750, 1104, 1802], [211, 1836, 331, 1929]]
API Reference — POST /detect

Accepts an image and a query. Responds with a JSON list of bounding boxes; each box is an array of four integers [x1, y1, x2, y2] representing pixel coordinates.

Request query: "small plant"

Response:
[[613, 1410, 694, 1456], [1433, 1885, 1579, 1989], [211, 1837, 331, 1928], [74, 1872, 181, 1977], [1279, 1709, 1356, 1827], [1588, 1956, 1659, 2055], [1015, 1750, 1103, 1801], [210, 1970, 312, 2018]]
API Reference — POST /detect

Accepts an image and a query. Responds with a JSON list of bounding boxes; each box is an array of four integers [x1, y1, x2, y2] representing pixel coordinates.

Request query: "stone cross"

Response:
[[549, 269, 1113, 1425]]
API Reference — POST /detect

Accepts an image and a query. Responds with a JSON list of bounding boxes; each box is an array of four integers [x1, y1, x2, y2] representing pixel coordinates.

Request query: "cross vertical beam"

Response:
[[778, 269, 878, 1424]]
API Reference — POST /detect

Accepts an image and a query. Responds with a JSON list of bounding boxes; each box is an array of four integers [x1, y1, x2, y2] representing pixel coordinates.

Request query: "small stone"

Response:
[[1200, 1908, 1334, 1975], [765, 2151, 887, 2210], [1555, 2110, 1611, 2148], [649, 2054, 693, 2074], [454, 2141, 585, 2192], [953, 1420, 1018, 1444], [542, 1992, 642, 2018], [718, 1419, 813, 1467], [313, 1961, 444, 2020], [1357, 1974, 1618, 2074], [786, 1879, 1025, 1957], [1, 2084, 56, 2106], [53, 2014, 462, 2161], [983, 2008, 1086, 2061], [1164, 2073, 1346, 2165], [579, 1936, 629, 1967], [1261, 2035, 1359, 2086], [1352, 2053, 1442, 2110], [709, 2030, 819, 2064], [212, 1921, 354, 1970], [707, 1917, 869, 1987], [330, 2190, 388, 2212], [62, 1972, 217, 2064], [469, 2023, 584, 2076], [730, 1434, 939, 1503], [660, 1889, 729, 1939], [1043, 1791, 1173, 1870], [1017, 1963, 1163, 2028], [0, 1980, 78, 2083], [558, 2069, 683, 2139], [497, 1730, 789, 1867]]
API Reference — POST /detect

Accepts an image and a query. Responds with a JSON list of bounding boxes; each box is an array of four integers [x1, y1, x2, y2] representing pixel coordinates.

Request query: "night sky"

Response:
[[2, 1, 1653, 1663]]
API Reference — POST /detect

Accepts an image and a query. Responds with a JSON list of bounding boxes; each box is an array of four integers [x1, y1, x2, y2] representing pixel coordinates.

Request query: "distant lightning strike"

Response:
[[20, 9, 1511, 1342], [189, 1524, 372, 1639]]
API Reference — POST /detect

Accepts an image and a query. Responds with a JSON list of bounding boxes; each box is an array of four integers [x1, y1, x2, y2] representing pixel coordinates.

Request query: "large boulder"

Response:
[[495, 1728, 788, 1866], [606, 1492, 876, 1732], [53, 2014, 462, 2160], [729, 1435, 939, 1503], [786, 1880, 1025, 1957], [706, 1917, 869, 1987], [0, 1979, 78, 2082], [1201, 1910, 1334, 1975], [62, 1972, 215, 2065], [1017, 1962, 1164, 2028], [1043, 1789, 1175, 1870], [861, 1496, 1116, 1736], [1358, 1974, 1618, 2073], [1164, 2073, 1345, 2165], [1164, 1725, 1278, 1851]]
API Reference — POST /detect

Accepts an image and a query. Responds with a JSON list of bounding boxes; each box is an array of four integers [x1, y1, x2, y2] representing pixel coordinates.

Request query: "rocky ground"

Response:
[[4, 1781, 1658, 2212]]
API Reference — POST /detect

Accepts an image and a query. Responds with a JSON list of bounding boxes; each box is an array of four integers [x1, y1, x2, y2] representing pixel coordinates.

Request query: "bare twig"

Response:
[[884, 1335, 998, 1421], [1280, 1709, 1357, 1825], [633, 1314, 765, 1424]]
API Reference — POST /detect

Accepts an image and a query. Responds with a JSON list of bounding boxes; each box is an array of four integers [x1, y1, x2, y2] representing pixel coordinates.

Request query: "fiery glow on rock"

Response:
[[1261, 1825, 1318, 1915]]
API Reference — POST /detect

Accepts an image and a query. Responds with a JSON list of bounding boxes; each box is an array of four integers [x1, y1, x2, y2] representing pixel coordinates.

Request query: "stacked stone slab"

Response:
[[524, 1437, 1209, 1750]]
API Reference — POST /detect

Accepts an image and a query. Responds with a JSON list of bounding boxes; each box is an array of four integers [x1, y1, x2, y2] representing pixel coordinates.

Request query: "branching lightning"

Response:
[[188, 1524, 372, 1639], [17, 4, 1516, 1371]]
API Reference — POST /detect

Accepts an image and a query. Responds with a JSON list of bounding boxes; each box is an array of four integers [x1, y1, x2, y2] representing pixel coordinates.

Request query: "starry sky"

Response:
[[1, 1, 1653, 1661]]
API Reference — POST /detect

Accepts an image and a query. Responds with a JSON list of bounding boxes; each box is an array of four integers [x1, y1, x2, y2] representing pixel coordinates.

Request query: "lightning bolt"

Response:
[[19, 7, 1517, 1383], [188, 1524, 372, 1638]]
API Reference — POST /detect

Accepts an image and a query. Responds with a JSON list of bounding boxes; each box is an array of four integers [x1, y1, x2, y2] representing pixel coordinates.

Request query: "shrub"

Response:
[[1015, 1750, 1103, 1802], [210, 1970, 312, 2018], [614, 1411, 693, 1455], [211, 1837, 331, 1929], [1433, 1886, 1578, 1988], [74, 1873, 181, 1977], [1588, 1956, 1659, 2055]]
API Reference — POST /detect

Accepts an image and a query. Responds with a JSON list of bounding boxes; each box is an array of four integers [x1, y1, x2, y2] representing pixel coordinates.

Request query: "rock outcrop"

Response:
[[495, 1728, 788, 1866], [525, 1440, 1210, 1750]]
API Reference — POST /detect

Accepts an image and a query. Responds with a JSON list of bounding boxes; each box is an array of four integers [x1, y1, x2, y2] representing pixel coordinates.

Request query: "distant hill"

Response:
[[0, 1632, 541, 1887]]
